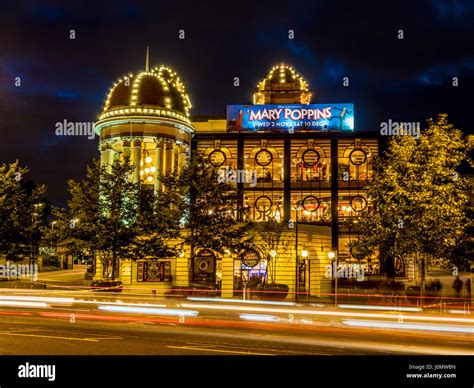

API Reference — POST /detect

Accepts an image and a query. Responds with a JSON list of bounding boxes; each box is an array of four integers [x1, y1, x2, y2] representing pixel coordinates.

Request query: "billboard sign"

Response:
[[226, 103, 354, 132]]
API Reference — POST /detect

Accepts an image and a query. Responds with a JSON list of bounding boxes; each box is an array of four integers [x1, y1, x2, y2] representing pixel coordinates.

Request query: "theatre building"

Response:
[[94, 59, 380, 300]]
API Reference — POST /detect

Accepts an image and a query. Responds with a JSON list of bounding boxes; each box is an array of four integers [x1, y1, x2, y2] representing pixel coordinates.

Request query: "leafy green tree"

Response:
[[61, 157, 189, 281], [129, 172, 185, 260], [179, 153, 251, 283], [0, 161, 48, 263], [357, 114, 472, 290], [66, 158, 139, 280], [242, 222, 290, 285]]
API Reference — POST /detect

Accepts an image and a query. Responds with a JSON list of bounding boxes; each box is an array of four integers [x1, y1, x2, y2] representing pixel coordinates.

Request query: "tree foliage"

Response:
[[179, 153, 251, 261], [0, 161, 48, 261], [357, 114, 472, 277]]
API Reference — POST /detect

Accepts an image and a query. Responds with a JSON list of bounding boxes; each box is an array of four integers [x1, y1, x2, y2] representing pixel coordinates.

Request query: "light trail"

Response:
[[0, 300, 49, 308], [343, 319, 474, 334], [75, 300, 166, 308], [187, 297, 296, 306], [98, 305, 199, 317], [0, 295, 74, 305], [239, 314, 281, 322], [338, 304, 422, 312], [181, 303, 474, 324]]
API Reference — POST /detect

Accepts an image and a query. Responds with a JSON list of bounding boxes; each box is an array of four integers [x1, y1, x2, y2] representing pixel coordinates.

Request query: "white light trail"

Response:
[[187, 297, 296, 306], [338, 304, 422, 312], [99, 305, 198, 317], [239, 314, 281, 322], [0, 300, 49, 308], [76, 300, 166, 308], [343, 319, 474, 334], [0, 296, 74, 305], [181, 303, 474, 324]]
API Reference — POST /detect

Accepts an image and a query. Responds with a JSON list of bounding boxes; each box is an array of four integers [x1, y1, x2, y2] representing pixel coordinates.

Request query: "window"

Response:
[[137, 260, 172, 282]]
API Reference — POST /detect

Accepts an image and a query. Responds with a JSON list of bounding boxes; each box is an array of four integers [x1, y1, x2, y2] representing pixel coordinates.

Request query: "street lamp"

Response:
[[31, 203, 43, 266], [50, 221, 57, 257], [328, 251, 337, 307]]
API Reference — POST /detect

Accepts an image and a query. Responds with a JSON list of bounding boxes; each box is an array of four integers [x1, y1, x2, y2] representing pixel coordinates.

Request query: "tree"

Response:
[[61, 157, 190, 281], [129, 171, 186, 261], [180, 153, 251, 284], [243, 222, 290, 285], [66, 158, 139, 280], [357, 114, 472, 290], [0, 161, 48, 263]]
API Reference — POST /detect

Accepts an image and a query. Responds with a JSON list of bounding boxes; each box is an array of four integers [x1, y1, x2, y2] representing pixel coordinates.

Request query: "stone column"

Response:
[[175, 246, 190, 287], [154, 141, 164, 194], [221, 254, 234, 298], [122, 139, 131, 159], [165, 140, 174, 174], [99, 142, 108, 168], [177, 145, 188, 173], [132, 139, 142, 184], [106, 142, 115, 173]]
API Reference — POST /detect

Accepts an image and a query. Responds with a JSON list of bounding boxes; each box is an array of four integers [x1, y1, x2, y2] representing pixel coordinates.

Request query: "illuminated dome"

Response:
[[97, 65, 192, 125], [254, 63, 312, 105], [94, 50, 194, 193]]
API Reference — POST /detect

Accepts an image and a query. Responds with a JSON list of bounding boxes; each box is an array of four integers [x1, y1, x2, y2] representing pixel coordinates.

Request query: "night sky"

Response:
[[1, 0, 473, 206]]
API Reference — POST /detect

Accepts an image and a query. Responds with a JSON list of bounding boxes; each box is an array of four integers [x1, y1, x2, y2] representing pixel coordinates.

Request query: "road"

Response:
[[36, 265, 89, 286], [0, 289, 472, 355]]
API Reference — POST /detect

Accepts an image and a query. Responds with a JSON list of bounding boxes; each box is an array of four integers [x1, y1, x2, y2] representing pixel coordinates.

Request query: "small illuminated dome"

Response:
[[98, 65, 192, 124], [94, 49, 194, 192], [254, 63, 312, 105]]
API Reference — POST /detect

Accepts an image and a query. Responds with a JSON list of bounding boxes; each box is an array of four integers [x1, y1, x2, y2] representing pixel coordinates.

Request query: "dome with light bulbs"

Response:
[[97, 65, 192, 125], [94, 49, 194, 192], [253, 63, 312, 105]]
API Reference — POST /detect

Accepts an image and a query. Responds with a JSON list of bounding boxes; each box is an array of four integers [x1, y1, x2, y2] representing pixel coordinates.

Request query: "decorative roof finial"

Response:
[[145, 46, 150, 72]]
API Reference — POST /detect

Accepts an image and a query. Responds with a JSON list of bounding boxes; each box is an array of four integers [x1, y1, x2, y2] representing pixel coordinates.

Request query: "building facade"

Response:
[[94, 60, 380, 300]]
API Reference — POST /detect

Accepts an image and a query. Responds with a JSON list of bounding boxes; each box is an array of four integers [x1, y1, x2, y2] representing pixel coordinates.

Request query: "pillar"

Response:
[[154, 141, 164, 194], [121, 260, 132, 285], [106, 145, 115, 173], [165, 141, 174, 173], [100, 144, 108, 168], [123, 139, 131, 159], [221, 254, 234, 298], [177, 148, 185, 173], [175, 247, 190, 287], [133, 139, 142, 183]]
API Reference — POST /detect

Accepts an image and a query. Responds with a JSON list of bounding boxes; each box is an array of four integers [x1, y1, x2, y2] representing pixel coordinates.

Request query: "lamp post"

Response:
[[328, 251, 337, 307], [30, 203, 43, 267], [50, 221, 57, 263], [301, 249, 309, 300], [70, 218, 79, 269], [294, 205, 302, 301]]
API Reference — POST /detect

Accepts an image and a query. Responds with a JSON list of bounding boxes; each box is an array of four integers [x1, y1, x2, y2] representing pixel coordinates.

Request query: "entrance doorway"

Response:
[[193, 249, 217, 288], [233, 249, 267, 297]]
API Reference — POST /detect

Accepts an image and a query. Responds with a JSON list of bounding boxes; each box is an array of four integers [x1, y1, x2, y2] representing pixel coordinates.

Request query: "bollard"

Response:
[[152, 289, 156, 297]]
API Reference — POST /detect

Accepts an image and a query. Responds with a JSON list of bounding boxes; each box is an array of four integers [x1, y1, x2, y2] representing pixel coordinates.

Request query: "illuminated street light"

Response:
[[328, 251, 338, 307], [270, 249, 277, 258], [301, 249, 308, 258]]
